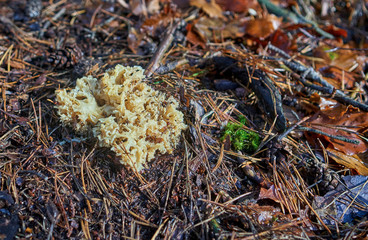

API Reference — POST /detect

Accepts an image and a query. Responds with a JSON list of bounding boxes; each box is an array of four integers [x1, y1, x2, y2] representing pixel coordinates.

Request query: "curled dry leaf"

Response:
[[327, 148, 368, 175], [258, 185, 281, 203]]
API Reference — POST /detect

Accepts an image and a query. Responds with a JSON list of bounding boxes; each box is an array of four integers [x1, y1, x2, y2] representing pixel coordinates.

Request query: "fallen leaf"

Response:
[[314, 46, 361, 72], [327, 148, 368, 175], [194, 16, 246, 42], [323, 25, 348, 39], [245, 15, 282, 40], [268, 29, 293, 53], [215, 0, 260, 13], [305, 103, 368, 155], [141, 14, 172, 37], [258, 185, 281, 203], [190, 0, 223, 18], [319, 66, 356, 89], [186, 22, 206, 48]]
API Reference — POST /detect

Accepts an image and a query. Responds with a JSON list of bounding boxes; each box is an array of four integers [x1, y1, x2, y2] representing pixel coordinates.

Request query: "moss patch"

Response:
[[221, 116, 261, 153]]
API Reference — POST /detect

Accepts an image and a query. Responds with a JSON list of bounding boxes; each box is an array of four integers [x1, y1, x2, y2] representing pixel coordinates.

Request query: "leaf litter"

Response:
[[0, 0, 368, 239]]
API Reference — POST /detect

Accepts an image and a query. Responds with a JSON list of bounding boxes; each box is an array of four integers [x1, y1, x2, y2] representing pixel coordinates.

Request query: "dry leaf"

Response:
[[215, 0, 260, 13], [186, 22, 206, 48], [306, 103, 368, 155], [319, 66, 356, 89], [268, 29, 292, 53], [328, 148, 368, 175], [190, 0, 223, 18], [194, 16, 245, 42], [245, 15, 282, 40], [258, 185, 281, 203]]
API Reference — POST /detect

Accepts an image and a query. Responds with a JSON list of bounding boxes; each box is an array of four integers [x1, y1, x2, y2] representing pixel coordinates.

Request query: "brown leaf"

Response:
[[190, 0, 223, 18], [319, 66, 357, 89], [186, 23, 206, 48], [215, 0, 260, 13], [306, 103, 368, 155], [245, 15, 282, 40], [269, 29, 292, 53], [258, 185, 280, 203], [194, 16, 246, 41], [323, 25, 348, 39], [328, 148, 368, 175]]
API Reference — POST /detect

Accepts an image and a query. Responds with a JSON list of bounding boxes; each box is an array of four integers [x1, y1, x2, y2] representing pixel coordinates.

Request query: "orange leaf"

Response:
[[245, 15, 282, 40], [258, 185, 281, 203], [328, 148, 368, 175], [186, 23, 206, 49]]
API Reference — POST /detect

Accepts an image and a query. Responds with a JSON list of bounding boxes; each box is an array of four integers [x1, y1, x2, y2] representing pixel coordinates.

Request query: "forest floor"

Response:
[[1, 0, 368, 239]]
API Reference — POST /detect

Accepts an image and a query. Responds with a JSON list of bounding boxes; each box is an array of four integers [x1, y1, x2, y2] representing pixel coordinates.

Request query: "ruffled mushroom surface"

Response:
[[56, 65, 186, 170]]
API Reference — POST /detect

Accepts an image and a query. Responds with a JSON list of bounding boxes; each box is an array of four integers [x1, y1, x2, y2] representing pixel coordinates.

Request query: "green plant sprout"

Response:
[[220, 116, 261, 153]]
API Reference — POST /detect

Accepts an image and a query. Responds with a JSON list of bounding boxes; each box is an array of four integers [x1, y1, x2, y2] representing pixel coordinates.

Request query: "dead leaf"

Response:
[[215, 0, 260, 13], [245, 15, 282, 40], [186, 22, 206, 48], [305, 104, 368, 155], [190, 0, 223, 18], [193, 16, 246, 42], [319, 66, 356, 89], [269, 29, 292, 53], [258, 185, 281, 203], [328, 148, 368, 175], [323, 25, 348, 39], [141, 14, 171, 37], [314, 46, 361, 72]]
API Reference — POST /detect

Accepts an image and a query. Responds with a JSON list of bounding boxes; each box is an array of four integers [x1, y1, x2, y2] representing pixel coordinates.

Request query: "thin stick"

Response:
[[145, 20, 180, 77], [297, 126, 360, 144]]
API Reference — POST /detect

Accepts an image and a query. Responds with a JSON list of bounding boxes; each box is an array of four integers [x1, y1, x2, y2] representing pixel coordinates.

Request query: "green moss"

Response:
[[220, 116, 261, 153]]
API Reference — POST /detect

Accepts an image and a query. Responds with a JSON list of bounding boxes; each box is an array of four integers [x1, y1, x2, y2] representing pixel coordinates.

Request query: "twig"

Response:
[[0, 16, 28, 37], [277, 116, 310, 141], [267, 44, 368, 112], [155, 59, 189, 75], [145, 20, 180, 77], [39, 7, 66, 38], [297, 126, 361, 144], [257, 0, 334, 39]]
